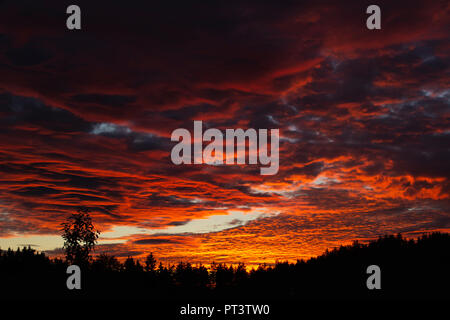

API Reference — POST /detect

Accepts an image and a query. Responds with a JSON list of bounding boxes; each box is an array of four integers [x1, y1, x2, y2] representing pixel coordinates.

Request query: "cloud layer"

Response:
[[0, 0, 449, 265]]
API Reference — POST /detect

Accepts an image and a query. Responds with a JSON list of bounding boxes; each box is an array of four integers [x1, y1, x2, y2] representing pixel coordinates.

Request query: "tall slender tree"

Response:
[[145, 253, 157, 272]]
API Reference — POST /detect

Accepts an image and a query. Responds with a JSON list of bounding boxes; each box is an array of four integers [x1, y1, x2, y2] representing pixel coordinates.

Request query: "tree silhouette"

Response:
[[145, 253, 157, 273], [92, 253, 121, 272], [61, 207, 100, 265]]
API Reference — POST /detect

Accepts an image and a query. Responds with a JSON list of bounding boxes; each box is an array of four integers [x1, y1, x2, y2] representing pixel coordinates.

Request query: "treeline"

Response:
[[1, 232, 449, 300]]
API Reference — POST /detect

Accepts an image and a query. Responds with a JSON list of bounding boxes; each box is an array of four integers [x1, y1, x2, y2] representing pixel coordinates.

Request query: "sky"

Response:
[[0, 0, 449, 266]]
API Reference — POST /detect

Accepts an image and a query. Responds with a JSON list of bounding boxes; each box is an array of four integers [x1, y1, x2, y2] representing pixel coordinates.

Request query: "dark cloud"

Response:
[[133, 238, 180, 245], [71, 94, 136, 108], [0, 93, 90, 133], [5, 43, 51, 66], [11, 186, 61, 197], [167, 220, 191, 226]]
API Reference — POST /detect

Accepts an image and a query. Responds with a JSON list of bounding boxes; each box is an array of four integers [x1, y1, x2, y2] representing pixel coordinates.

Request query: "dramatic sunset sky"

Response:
[[0, 0, 449, 266]]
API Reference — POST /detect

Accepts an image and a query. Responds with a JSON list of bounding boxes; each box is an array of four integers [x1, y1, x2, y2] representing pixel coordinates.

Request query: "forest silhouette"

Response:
[[0, 210, 449, 300]]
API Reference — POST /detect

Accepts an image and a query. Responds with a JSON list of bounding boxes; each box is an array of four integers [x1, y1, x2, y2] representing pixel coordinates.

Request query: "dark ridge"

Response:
[[0, 232, 449, 300]]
